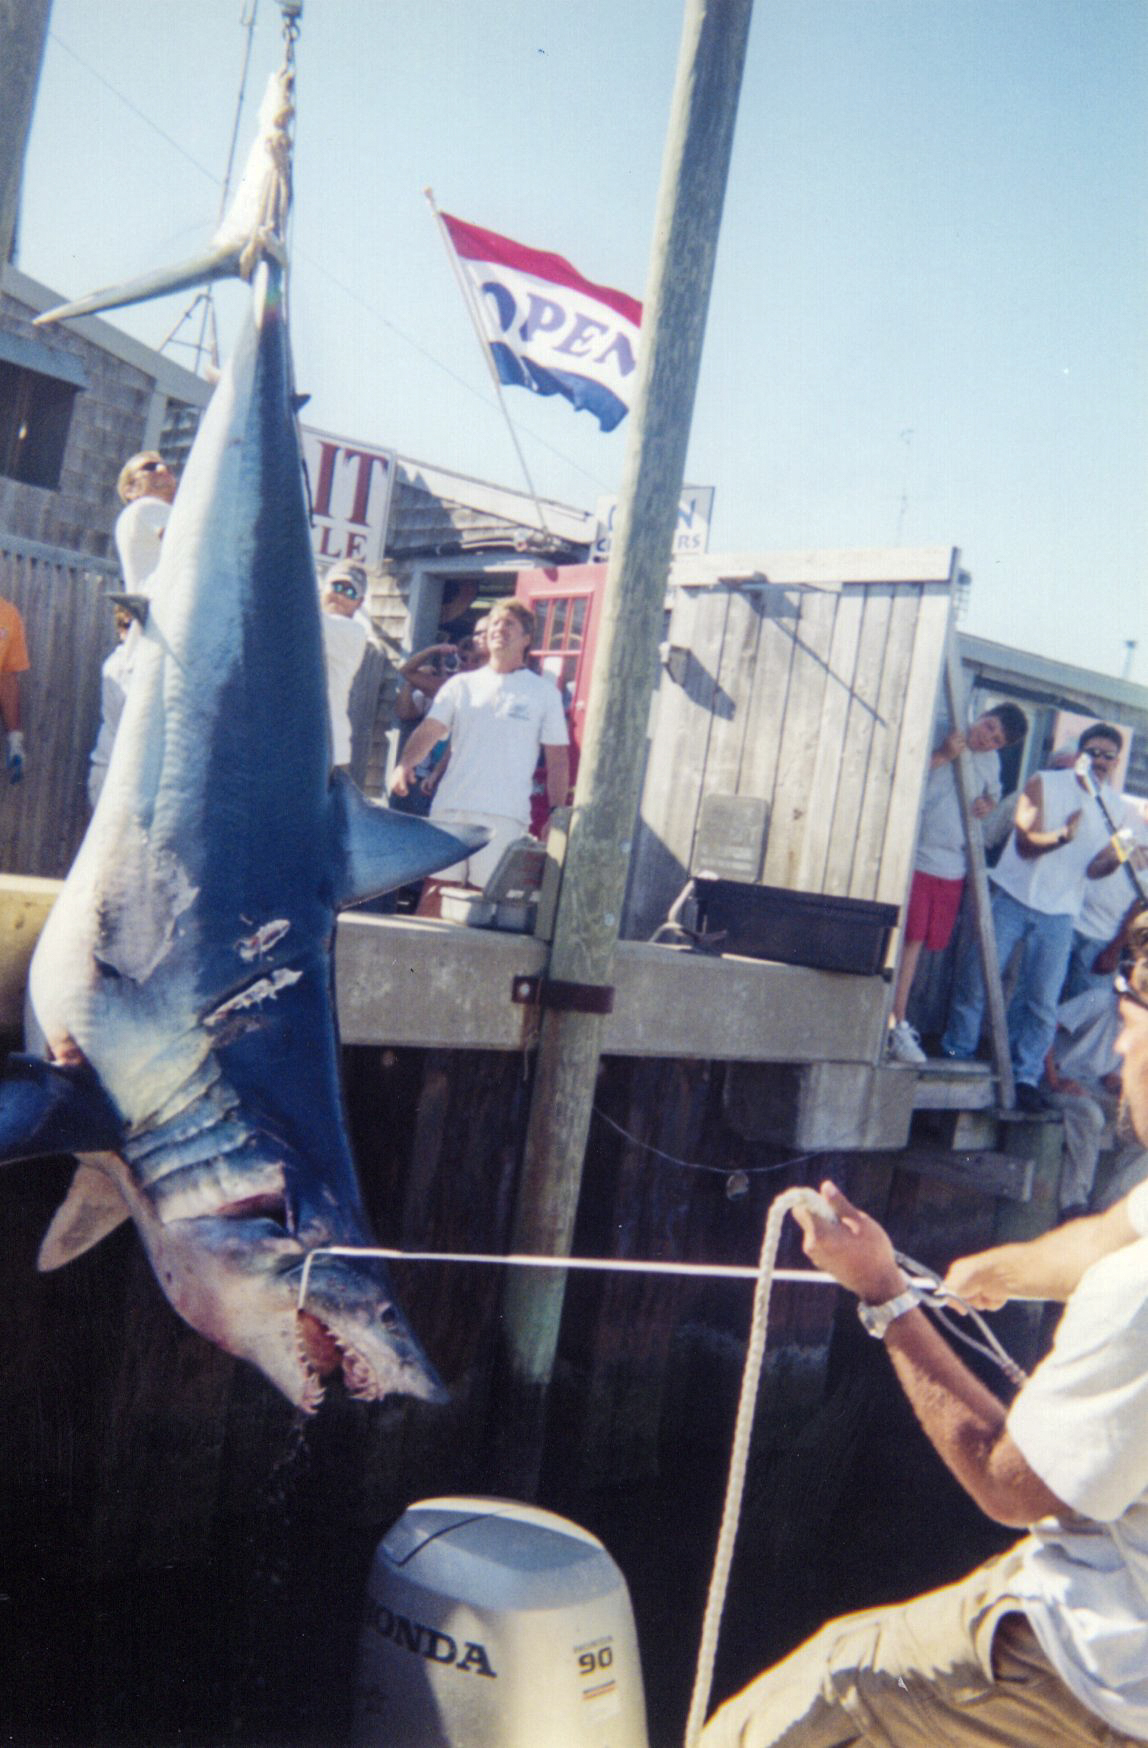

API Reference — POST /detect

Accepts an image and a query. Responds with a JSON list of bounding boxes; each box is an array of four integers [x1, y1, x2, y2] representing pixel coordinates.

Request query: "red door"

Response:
[[515, 564, 608, 830]]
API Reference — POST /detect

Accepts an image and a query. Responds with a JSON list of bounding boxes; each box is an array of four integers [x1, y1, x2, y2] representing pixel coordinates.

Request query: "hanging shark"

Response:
[[1, 70, 483, 1411]]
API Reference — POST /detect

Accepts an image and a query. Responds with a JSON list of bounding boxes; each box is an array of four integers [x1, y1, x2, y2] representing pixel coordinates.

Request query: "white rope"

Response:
[[681, 1186, 816, 1748], [294, 1208, 1023, 1748], [296, 1196, 823, 1748], [295, 1242, 840, 1311]]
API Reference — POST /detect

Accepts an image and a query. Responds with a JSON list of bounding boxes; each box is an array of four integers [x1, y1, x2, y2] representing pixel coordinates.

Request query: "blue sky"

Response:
[[17, 0, 1148, 678]]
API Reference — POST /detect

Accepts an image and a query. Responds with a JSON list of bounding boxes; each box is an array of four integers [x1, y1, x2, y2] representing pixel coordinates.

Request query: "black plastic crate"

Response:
[[691, 877, 899, 975]]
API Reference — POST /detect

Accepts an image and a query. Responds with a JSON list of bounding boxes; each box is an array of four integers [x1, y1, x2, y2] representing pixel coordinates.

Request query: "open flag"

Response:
[[440, 212, 642, 433]]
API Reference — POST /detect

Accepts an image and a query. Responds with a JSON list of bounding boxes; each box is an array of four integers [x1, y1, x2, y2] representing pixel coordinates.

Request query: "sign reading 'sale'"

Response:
[[300, 425, 396, 568]]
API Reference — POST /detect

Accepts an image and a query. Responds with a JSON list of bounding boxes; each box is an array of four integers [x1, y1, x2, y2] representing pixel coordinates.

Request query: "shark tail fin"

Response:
[[34, 71, 294, 329], [329, 772, 489, 911], [0, 1055, 123, 1164], [34, 244, 246, 328]]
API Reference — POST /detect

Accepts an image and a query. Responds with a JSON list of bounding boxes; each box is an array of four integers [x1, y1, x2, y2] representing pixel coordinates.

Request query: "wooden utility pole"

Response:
[[0, 1, 53, 272], [496, 0, 756, 1494]]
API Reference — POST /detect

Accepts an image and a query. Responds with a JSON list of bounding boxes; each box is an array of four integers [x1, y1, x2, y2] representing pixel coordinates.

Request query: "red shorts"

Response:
[[906, 870, 965, 951]]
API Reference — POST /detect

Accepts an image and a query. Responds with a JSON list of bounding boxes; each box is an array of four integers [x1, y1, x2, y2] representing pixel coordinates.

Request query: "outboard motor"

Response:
[[352, 1495, 649, 1747]]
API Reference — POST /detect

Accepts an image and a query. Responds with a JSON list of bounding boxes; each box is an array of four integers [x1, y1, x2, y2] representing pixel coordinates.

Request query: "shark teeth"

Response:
[[295, 1308, 376, 1410]]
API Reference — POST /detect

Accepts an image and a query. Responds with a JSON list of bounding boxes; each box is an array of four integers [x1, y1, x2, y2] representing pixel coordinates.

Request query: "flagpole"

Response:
[[425, 187, 552, 536]]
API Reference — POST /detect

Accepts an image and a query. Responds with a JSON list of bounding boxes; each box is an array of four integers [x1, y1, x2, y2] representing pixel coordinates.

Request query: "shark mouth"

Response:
[[295, 1307, 386, 1412]]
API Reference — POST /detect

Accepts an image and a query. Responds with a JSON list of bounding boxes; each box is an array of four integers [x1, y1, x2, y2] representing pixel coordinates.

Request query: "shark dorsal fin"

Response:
[[328, 771, 489, 911], [38, 1155, 132, 1272]]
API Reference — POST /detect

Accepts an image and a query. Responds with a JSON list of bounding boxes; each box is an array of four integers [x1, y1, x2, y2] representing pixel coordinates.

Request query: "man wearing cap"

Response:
[[320, 563, 370, 769]]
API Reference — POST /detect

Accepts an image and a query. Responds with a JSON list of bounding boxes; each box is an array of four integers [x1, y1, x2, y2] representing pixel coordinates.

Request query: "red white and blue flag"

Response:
[[440, 213, 642, 433]]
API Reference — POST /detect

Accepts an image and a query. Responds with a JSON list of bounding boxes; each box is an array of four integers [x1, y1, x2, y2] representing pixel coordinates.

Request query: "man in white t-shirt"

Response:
[[90, 452, 177, 798], [319, 562, 370, 769], [113, 450, 176, 593], [388, 598, 569, 918], [700, 905, 1148, 1747]]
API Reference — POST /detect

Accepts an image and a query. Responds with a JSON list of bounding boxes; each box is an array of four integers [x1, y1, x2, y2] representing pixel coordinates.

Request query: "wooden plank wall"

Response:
[[626, 575, 954, 940], [0, 537, 120, 879]]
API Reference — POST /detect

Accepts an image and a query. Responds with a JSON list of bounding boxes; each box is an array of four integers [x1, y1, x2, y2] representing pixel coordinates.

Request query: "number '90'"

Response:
[[578, 1646, 613, 1675]]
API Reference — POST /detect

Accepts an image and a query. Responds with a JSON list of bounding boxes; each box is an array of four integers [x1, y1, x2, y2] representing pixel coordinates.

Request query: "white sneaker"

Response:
[[886, 1020, 927, 1065]]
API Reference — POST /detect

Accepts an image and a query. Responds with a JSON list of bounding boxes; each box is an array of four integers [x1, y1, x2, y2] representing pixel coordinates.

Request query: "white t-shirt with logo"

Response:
[[428, 665, 568, 828]]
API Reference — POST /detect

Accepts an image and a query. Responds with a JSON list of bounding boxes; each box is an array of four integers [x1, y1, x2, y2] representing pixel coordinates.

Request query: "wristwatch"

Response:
[[858, 1287, 919, 1339]]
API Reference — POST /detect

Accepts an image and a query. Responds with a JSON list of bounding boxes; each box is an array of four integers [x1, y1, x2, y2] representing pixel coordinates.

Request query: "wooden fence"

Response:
[[0, 535, 120, 878], [626, 553, 957, 939]]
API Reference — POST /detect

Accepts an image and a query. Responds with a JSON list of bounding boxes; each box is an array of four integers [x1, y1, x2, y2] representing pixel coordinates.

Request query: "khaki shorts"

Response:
[[700, 1549, 1140, 1747], [427, 809, 527, 890]]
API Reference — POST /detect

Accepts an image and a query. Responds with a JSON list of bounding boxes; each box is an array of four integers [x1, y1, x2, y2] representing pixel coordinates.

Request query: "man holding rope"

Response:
[[701, 906, 1148, 1746]]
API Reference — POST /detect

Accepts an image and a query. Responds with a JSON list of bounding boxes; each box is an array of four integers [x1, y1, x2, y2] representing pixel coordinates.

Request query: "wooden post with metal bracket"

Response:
[[494, 0, 757, 1498]]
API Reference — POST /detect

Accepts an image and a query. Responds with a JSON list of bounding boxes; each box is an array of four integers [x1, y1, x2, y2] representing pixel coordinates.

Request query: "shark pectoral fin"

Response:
[[0, 1054, 123, 1163], [38, 1155, 131, 1272], [329, 771, 491, 909]]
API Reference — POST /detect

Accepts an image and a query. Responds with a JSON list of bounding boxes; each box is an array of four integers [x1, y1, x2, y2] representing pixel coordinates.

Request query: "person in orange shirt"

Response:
[[0, 596, 30, 782]]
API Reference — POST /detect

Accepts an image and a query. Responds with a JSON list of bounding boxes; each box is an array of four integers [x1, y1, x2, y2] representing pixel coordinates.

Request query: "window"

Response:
[[159, 398, 203, 474], [0, 358, 81, 490], [533, 594, 589, 704]]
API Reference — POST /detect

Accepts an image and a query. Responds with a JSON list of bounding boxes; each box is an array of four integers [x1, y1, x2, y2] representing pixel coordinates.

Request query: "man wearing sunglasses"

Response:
[[702, 912, 1148, 1747], [113, 450, 177, 594]]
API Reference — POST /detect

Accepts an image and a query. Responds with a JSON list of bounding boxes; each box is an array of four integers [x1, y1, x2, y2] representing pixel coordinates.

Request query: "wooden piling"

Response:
[[497, 0, 757, 1496]]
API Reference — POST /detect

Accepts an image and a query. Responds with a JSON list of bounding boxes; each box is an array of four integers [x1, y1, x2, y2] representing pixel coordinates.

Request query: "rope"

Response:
[[295, 1241, 843, 1310], [681, 1185, 817, 1748], [295, 1200, 1028, 1748]]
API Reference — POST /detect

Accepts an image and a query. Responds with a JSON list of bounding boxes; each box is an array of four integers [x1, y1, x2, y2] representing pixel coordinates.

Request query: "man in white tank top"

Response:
[[941, 723, 1126, 1110]]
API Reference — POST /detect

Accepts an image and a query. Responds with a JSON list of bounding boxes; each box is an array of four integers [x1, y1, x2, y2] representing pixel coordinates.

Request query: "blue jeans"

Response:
[[942, 886, 1076, 1087]]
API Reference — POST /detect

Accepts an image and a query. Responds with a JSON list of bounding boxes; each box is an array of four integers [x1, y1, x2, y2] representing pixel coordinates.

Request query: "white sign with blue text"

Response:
[[592, 486, 714, 563]]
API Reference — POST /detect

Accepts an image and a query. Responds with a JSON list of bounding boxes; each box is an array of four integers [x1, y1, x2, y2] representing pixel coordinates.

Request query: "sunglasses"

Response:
[[136, 459, 168, 475], [329, 580, 361, 600]]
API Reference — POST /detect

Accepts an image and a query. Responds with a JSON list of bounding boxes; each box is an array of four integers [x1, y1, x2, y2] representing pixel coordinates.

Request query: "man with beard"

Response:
[[701, 908, 1148, 1747]]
